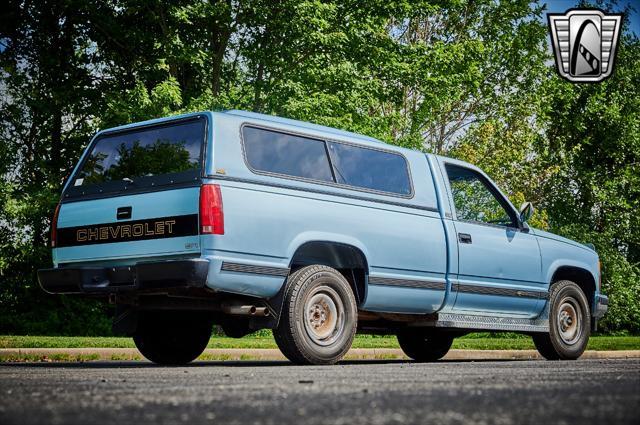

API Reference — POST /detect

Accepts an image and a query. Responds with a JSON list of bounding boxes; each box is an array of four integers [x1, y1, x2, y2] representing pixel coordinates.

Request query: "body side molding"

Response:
[[221, 261, 290, 277], [368, 275, 445, 291]]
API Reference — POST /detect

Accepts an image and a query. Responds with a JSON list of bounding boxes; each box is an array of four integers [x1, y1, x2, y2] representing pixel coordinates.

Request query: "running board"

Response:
[[413, 304, 550, 333], [426, 313, 549, 333], [359, 306, 550, 333]]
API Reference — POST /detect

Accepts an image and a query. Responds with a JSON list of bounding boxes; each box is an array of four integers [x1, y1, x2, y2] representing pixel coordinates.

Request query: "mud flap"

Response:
[[112, 306, 139, 336]]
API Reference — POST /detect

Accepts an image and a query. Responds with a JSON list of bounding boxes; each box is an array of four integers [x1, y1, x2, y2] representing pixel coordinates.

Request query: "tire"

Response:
[[133, 311, 212, 365], [533, 280, 591, 360], [397, 330, 454, 362], [274, 265, 357, 365]]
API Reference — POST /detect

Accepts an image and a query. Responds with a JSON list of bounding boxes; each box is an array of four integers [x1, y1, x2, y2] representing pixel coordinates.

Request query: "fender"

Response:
[[545, 259, 598, 289]]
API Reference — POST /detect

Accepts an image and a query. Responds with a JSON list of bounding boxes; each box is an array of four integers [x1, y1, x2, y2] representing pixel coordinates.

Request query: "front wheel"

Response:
[[274, 265, 358, 365], [397, 330, 454, 362], [133, 311, 212, 365], [533, 280, 591, 360]]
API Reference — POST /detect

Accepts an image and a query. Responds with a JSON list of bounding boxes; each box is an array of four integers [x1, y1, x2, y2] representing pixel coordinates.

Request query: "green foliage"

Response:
[[0, 0, 638, 334], [2, 335, 639, 352], [102, 79, 184, 127]]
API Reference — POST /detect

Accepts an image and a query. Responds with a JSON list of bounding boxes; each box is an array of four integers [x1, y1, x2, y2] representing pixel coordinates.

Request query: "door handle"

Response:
[[458, 233, 472, 244], [116, 206, 132, 220]]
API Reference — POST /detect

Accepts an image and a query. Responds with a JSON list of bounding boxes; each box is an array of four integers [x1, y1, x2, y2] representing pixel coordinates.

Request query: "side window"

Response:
[[243, 126, 334, 182], [327, 142, 412, 195], [445, 164, 515, 227]]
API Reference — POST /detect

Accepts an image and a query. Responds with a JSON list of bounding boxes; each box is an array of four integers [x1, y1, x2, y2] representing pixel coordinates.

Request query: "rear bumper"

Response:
[[593, 294, 608, 319], [37, 259, 209, 295]]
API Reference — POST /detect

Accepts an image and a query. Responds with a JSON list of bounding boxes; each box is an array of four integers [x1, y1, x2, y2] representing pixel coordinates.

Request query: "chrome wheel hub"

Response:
[[303, 287, 344, 346], [557, 297, 582, 345]]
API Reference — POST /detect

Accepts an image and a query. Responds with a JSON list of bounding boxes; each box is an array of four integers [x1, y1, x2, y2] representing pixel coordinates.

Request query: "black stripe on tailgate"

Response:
[[56, 214, 199, 247]]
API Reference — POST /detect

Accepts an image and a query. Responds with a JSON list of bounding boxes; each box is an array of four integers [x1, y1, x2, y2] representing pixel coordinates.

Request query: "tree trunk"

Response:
[[210, 0, 233, 97], [51, 109, 62, 171], [253, 61, 264, 112]]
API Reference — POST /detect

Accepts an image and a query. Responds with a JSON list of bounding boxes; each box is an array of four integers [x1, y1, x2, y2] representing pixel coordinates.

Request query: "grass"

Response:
[[1, 333, 639, 351], [0, 353, 102, 363]]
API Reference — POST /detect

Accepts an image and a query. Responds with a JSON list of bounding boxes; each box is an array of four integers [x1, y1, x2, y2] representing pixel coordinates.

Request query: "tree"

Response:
[[0, 0, 119, 334]]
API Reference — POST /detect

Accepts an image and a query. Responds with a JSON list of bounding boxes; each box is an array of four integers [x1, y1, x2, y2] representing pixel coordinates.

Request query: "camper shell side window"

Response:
[[241, 124, 413, 198]]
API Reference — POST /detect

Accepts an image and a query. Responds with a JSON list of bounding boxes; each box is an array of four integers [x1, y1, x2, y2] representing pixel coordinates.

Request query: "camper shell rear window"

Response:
[[64, 116, 206, 200]]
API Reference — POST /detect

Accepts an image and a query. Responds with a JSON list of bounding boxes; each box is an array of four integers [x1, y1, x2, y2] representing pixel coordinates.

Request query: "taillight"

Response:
[[51, 203, 61, 247], [199, 184, 224, 235]]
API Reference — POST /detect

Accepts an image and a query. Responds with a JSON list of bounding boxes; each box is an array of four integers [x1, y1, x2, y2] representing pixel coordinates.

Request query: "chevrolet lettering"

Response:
[[38, 111, 608, 365], [76, 220, 175, 242]]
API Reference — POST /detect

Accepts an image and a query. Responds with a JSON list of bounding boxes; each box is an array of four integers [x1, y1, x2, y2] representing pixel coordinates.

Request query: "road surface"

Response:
[[1, 359, 638, 424]]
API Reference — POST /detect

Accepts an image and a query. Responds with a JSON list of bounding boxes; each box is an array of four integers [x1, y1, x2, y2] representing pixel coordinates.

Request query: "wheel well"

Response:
[[289, 241, 368, 305], [551, 266, 596, 307]]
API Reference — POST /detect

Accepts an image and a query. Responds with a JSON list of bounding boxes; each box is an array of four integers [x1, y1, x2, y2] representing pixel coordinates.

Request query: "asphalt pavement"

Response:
[[1, 358, 638, 425]]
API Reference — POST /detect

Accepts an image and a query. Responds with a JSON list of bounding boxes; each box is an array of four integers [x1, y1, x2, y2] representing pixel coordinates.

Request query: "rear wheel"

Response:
[[274, 265, 357, 365], [397, 330, 454, 362], [133, 311, 212, 365], [533, 280, 590, 360]]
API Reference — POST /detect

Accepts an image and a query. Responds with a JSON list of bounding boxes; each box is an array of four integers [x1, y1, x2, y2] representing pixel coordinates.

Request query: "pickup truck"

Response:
[[38, 110, 609, 365]]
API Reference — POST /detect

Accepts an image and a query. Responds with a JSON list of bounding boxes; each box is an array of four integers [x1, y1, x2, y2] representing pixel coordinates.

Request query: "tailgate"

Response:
[[54, 187, 200, 265]]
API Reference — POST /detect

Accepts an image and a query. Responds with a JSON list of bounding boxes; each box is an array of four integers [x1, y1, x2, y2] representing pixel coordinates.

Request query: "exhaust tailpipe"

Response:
[[222, 304, 270, 317]]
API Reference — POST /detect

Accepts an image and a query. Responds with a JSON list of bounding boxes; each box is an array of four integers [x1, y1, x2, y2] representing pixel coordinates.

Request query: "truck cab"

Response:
[[38, 110, 608, 365]]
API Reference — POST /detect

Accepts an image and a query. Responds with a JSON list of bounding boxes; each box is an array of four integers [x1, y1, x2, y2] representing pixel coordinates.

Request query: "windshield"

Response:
[[65, 117, 205, 199]]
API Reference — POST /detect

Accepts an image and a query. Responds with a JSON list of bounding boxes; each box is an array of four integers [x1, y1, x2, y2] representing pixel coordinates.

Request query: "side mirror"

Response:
[[519, 202, 534, 223]]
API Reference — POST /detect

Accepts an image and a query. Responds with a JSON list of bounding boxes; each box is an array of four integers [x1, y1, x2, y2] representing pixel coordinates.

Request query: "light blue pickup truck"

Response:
[[38, 110, 608, 365]]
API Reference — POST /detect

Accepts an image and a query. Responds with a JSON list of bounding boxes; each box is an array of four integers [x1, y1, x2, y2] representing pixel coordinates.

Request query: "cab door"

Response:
[[440, 160, 544, 317]]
